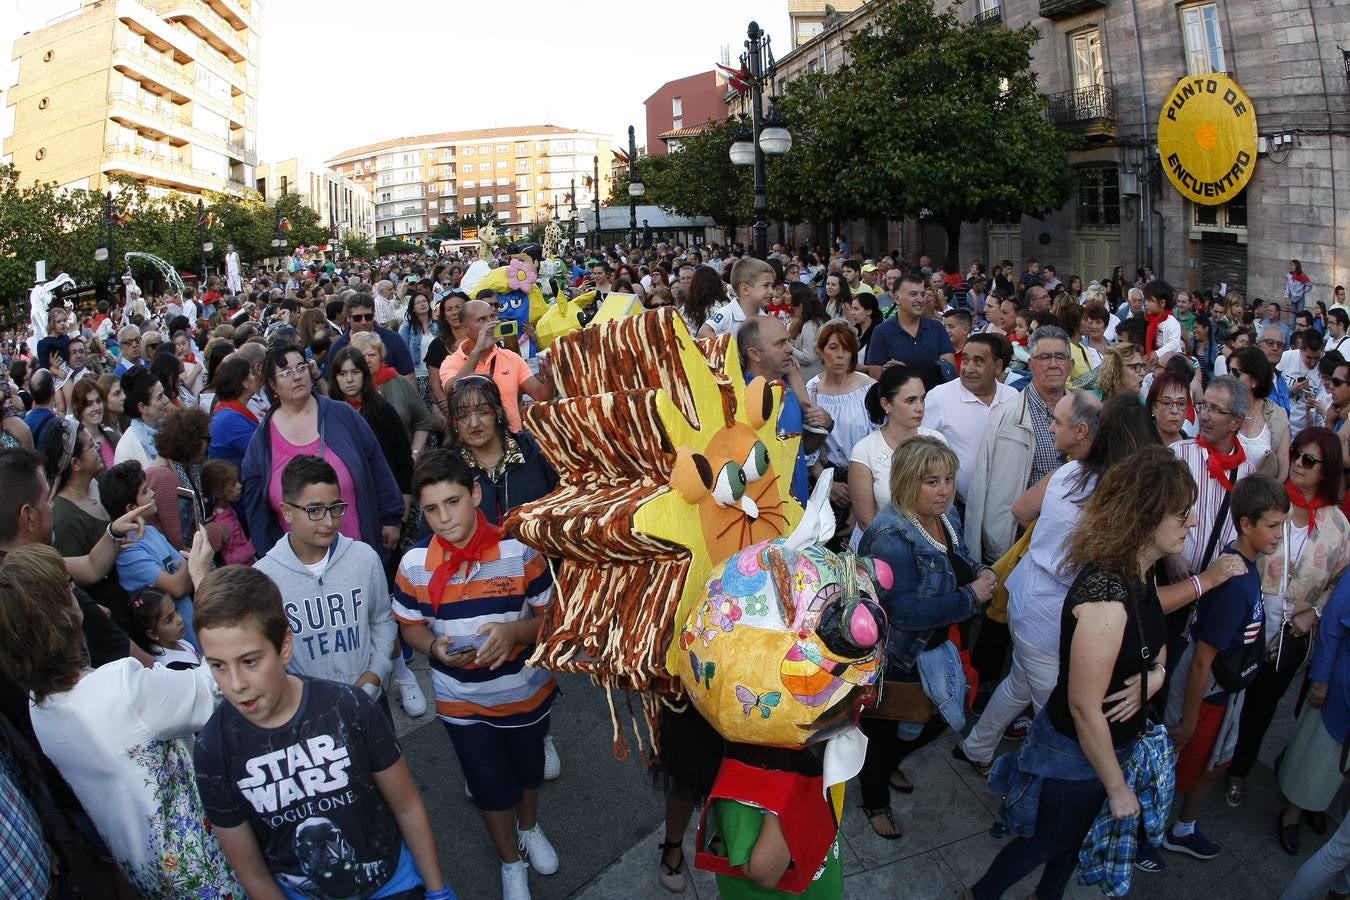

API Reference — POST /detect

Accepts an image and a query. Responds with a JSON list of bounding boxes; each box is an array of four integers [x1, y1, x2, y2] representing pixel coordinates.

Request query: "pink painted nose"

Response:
[[849, 606, 879, 648]]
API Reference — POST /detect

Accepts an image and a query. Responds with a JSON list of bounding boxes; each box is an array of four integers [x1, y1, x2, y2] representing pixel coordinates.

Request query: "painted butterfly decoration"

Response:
[[736, 684, 782, 719], [689, 650, 716, 690]]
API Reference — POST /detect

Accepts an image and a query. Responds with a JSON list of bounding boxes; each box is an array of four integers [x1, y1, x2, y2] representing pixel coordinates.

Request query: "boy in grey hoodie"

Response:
[[255, 455, 397, 700]]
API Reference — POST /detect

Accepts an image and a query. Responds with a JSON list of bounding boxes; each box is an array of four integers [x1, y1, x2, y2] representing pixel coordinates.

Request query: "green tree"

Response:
[[775, 0, 1075, 264], [0, 165, 105, 322], [340, 229, 374, 259], [644, 121, 752, 229]]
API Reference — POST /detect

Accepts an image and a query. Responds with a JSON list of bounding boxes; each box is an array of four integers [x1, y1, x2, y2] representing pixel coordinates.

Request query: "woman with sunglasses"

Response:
[[1223, 428, 1350, 836], [446, 375, 557, 526], [1228, 346, 1292, 482], [241, 343, 405, 563]]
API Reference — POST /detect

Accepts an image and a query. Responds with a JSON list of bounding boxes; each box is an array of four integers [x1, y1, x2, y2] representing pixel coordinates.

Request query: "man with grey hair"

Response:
[[113, 325, 144, 376], [957, 389, 1101, 769], [963, 325, 1072, 693], [1118, 285, 1145, 322], [372, 279, 398, 328], [1172, 374, 1258, 575]]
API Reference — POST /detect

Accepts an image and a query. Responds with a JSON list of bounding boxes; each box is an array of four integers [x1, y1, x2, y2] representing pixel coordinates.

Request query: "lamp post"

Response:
[[627, 125, 645, 249], [196, 197, 212, 285], [569, 178, 579, 247], [270, 210, 285, 265], [96, 191, 115, 300], [729, 21, 792, 260], [592, 155, 601, 252]]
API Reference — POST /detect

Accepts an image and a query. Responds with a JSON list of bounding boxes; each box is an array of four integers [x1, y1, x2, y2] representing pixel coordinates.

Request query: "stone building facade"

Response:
[[766, 0, 1350, 302]]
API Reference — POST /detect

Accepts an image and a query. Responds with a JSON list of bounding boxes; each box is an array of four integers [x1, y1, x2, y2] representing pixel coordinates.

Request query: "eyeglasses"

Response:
[[454, 404, 498, 423], [1295, 452, 1323, 469], [1195, 401, 1235, 417], [1031, 352, 1070, 363], [1171, 511, 1195, 527], [284, 501, 348, 521], [1125, 362, 1148, 374], [1154, 399, 1188, 412], [1331, 377, 1350, 388], [349, 313, 374, 322], [1259, 339, 1284, 349], [275, 365, 309, 380], [1228, 368, 1244, 377]]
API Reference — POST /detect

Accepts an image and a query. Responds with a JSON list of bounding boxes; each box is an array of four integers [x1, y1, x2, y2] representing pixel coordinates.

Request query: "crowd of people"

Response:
[[1, 236, 1350, 900]]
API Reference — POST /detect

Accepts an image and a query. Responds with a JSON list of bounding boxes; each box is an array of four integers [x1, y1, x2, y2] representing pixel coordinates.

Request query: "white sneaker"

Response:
[[542, 735, 560, 780], [501, 859, 531, 900], [517, 823, 558, 876], [394, 674, 427, 717]]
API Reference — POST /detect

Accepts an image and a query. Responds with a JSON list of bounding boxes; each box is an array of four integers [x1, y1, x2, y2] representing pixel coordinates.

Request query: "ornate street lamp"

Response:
[[627, 125, 645, 248], [728, 21, 792, 259]]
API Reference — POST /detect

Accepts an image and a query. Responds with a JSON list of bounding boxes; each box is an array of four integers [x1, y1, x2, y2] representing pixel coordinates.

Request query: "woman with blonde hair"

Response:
[[858, 436, 996, 839], [350, 330, 432, 455], [1096, 343, 1147, 401]]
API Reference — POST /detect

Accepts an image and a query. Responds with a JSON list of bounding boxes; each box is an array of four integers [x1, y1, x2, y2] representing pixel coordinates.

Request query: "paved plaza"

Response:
[[390, 659, 1331, 899]]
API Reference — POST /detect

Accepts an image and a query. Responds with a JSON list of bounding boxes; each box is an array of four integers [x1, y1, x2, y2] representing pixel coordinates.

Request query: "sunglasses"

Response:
[[349, 313, 374, 322], [1333, 377, 1350, 388], [1295, 452, 1323, 469]]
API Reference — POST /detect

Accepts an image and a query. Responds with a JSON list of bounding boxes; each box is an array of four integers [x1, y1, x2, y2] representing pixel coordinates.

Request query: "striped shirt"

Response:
[[393, 535, 555, 727], [1172, 439, 1257, 574]]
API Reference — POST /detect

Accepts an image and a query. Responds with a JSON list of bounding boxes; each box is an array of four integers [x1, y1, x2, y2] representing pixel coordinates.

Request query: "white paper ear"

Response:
[[783, 468, 836, 551], [822, 726, 867, 795]]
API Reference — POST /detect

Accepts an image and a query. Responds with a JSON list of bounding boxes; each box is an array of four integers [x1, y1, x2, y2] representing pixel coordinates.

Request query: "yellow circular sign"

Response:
[[1157, 73, 1258, 206]]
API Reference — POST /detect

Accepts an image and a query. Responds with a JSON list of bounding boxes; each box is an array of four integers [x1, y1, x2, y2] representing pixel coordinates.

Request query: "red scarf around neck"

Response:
[[1145, 309, 1172, 352], [343, 396, 362, 411], [375, 364, 399, 387], [1197, 436, 1246, 491], [214, 399, 258, 423], [426, 511, 501, 611], [1286, 480, 1328, 534]]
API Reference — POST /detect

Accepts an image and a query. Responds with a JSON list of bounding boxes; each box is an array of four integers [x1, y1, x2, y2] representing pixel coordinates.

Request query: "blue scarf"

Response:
[[129, 417, 158, 459]]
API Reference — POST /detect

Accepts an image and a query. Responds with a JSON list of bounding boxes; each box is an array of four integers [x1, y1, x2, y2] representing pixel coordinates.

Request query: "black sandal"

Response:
[[889, 768, 915, 794], [863, 806, 904, 840], [658, 840, 687, 893]]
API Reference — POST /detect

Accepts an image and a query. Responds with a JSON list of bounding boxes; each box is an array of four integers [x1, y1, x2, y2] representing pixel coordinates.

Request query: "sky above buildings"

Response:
[[1, 0, 791, 164]]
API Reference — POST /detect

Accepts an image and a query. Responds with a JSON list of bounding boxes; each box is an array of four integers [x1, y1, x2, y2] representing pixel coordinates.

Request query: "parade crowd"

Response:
[[3, 235, 1350, 900]]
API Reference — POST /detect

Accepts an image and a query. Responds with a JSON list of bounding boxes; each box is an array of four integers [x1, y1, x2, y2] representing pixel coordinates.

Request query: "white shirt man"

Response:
[[922, 334, 1018, 501], [1280, 339, 1327, 434]]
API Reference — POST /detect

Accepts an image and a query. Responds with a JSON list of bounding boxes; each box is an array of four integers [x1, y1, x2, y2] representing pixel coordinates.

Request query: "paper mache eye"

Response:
[[744, 377, 773, 429], [742, 441, 769, 482], [712, 461, 747, 506], [671, 447, 713, 503]]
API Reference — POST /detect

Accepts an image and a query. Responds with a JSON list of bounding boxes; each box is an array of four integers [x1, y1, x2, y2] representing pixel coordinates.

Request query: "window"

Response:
[[440, 149, 453, 162], [517, 159, 530, 174], [279, 175, 288, 195], [673, 116, 683, 130], [497, 193, 510, 203], [1182, 3, 1225, 75], [463, 179, 475, 188], [496, 177, 509, 186], [516, 176, 529, 189], [1071, 29, 1103, 90], [463, 146, 474, 155], [672, 96, 683, 117], [496, 160, 508, 170], [495, 144, 508, 153], [497, 211, 510, 220], [478, 162, 491, 172], [1076, 166, 1120, 227], [478, 145, 490, 154], [1194, 189, 1247, 229], [516, 142, 529, 156]]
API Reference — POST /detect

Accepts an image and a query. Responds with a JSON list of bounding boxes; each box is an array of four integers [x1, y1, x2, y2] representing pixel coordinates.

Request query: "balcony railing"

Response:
[[1046, 84, 1117, 137], [155, 0, 247, 60], [102, 143, 247, 192], [107, 93, 255, 162], [974, 5, 1003, 26], [1039, 0, 1106, 19], [113, 41, 194, 96]]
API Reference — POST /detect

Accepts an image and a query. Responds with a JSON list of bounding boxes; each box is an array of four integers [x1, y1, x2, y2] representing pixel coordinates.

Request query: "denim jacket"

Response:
[[859, 504, 987, 675]]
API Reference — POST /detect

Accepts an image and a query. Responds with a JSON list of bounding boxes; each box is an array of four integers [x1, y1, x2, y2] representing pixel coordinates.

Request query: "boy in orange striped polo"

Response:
[[394, 451, 557, 900]]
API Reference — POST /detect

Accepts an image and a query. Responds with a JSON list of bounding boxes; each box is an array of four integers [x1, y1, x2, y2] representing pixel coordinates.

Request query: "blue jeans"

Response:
[[973, 775, 1105, 900]]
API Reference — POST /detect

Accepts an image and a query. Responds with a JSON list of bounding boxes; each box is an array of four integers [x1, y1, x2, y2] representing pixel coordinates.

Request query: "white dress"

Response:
[[29, 659, 239, 898], [806, 373, 877, 471]]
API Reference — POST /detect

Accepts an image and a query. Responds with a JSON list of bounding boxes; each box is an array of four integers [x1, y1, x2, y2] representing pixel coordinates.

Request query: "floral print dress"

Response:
[[30, 658, 241, 898]]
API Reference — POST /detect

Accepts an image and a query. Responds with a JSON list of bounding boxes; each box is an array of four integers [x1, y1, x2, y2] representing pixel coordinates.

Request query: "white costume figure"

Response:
[[28, 273, 75, 356], [225, 244, 242, 294]]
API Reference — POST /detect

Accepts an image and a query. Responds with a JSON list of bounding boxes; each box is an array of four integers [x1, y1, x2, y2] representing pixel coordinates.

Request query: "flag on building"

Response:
[[716, 62, 750, 94]]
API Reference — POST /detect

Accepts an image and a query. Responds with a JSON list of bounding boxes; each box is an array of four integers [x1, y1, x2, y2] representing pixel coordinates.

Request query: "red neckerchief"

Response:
[[214, 399, 258, 423], [1145, 309, 1172, 352], [1196, 436, 1246, 491], [1286, 481, 1328, 535], [343, 397, 362, 411], [426, 511, 501, 612], [375, 364, 399, 387]]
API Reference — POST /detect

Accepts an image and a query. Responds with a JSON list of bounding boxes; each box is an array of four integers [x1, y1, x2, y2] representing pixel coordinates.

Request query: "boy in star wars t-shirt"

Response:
[[192, 565, 456, 900]]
